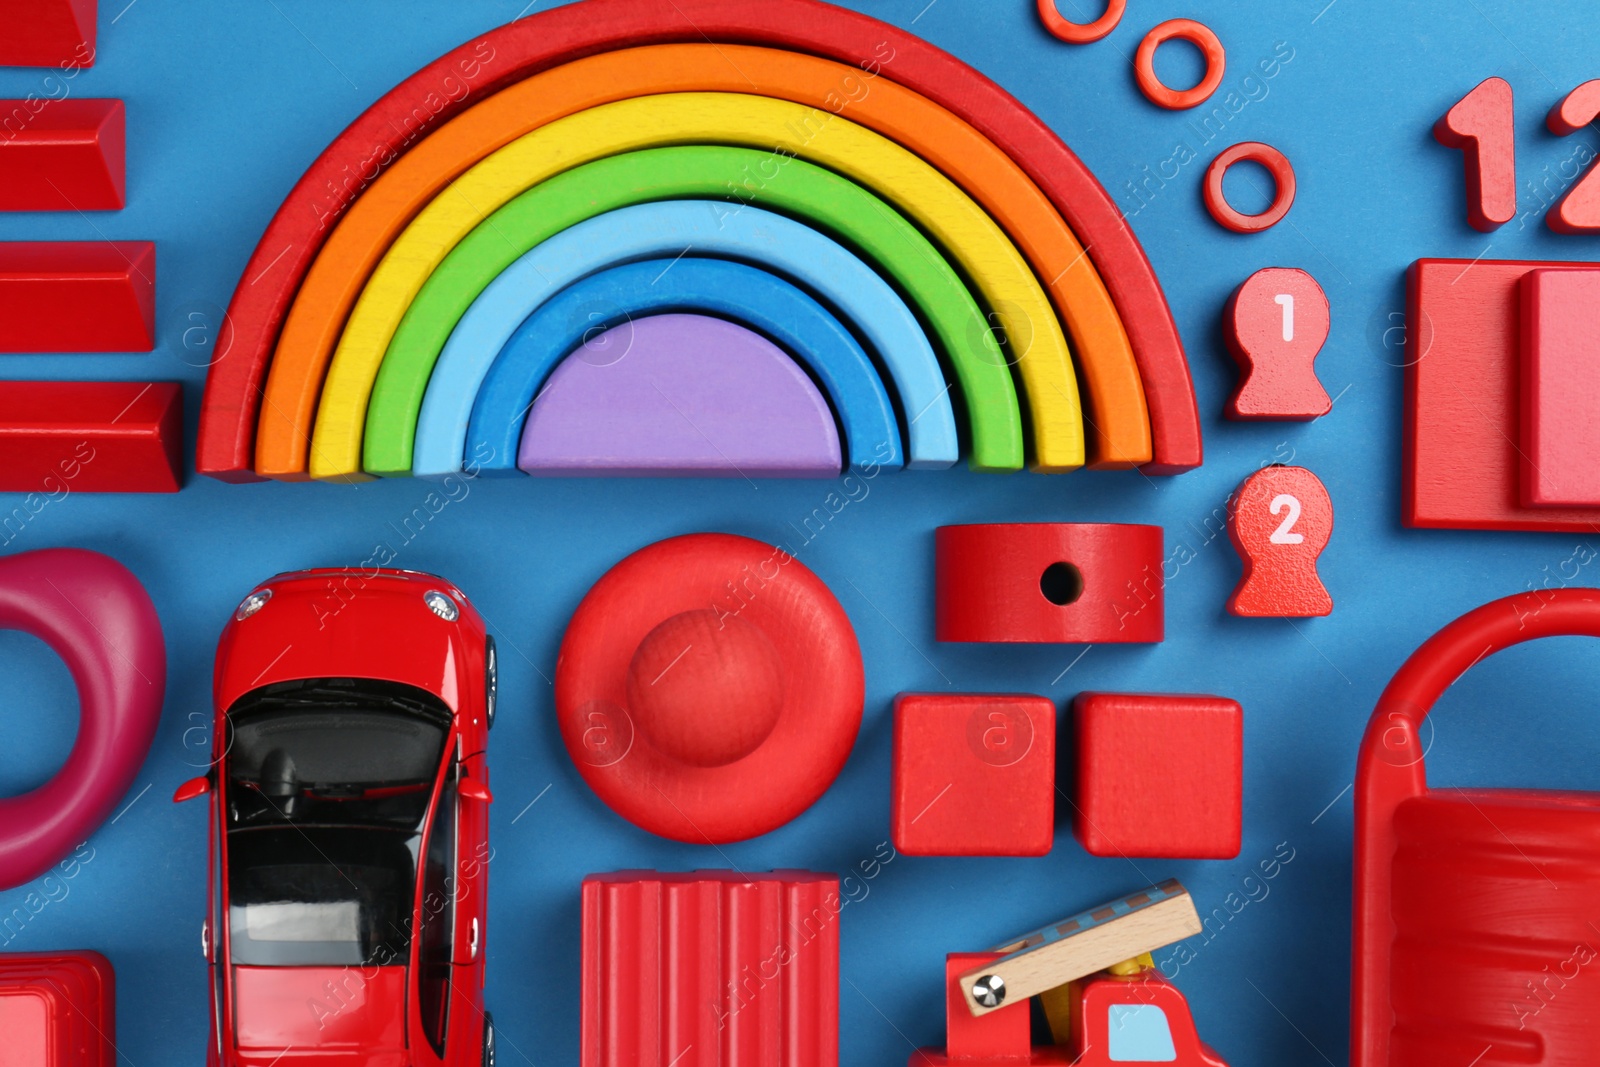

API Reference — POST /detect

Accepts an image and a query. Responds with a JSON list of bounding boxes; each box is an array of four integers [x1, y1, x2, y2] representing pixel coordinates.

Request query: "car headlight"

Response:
[[424, 590, 459, 622], [234, 589, 272, 621]]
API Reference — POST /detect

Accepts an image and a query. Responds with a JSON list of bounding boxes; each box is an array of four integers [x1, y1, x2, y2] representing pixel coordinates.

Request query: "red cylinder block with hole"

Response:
[[935, 524, 1163, 644]]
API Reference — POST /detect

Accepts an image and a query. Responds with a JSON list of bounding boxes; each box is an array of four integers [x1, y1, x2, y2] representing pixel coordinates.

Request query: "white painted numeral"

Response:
[[1275, 293, 1295, 343], [1269, 494, 1304, 544]]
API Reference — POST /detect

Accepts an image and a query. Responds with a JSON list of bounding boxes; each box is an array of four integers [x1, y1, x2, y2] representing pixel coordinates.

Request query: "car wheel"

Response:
[[485, 636, 498, 731], [482, 1012, 496, 1067]]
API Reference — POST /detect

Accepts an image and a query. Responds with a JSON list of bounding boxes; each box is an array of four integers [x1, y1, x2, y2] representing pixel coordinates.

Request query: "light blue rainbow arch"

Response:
[[405, 200, 961, 479], [468, 256, 900, 475]]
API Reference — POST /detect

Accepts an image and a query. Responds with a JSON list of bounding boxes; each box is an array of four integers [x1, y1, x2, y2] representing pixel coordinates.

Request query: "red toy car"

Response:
[[175, 568, 496, 1067]]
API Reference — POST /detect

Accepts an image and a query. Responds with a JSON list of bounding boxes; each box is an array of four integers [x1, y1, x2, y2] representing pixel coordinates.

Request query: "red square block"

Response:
[[0, 381, 183, 493], [1520, 269, 1600, 507], [1073, 693, 1242, 860], [0, 0, 97, 68], [0, 100, 126, 211], [0, 951, 115, 1067], [891, 693, 1056, 857], [0, 242, 155, 353]]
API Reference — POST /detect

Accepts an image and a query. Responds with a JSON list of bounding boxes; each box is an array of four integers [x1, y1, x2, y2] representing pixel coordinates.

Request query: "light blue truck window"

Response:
[[1108, 1003, 1178, 1062]]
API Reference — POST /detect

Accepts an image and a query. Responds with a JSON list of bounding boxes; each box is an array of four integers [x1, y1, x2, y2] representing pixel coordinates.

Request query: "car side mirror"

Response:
[[460, 776, 492, 803], [173, 776, 212, 803]]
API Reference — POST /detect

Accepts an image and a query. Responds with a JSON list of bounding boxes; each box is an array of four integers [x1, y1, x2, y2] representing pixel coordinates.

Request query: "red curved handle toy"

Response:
[[0, 549, 166, 890], [1352, 587, 1600, 1067]]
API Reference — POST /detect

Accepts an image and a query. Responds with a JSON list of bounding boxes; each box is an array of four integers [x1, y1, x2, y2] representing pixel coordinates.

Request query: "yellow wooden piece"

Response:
[[308, 92, 1084, 479], [1040, 980, 1078, 1045]]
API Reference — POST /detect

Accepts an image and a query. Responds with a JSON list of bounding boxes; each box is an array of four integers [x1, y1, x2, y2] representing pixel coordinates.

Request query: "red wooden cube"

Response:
[[1072, 693, 1242, 860], [891, 693, 1056, 857], [0, 951, 115, 1067]]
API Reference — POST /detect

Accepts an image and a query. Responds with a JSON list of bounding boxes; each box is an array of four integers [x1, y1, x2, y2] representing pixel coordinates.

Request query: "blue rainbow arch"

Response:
[[467, 256, 902, 476], [410, 200, 959, 478]]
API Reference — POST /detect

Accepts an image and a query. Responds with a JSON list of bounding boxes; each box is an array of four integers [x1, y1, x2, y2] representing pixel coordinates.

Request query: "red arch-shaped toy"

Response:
[[198, 0, 1200, 480]]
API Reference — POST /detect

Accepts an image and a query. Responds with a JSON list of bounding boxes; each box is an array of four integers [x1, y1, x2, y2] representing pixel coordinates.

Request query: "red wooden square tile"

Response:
[[891, 693, 1056, 857], [1073, 693, 1242, 860]]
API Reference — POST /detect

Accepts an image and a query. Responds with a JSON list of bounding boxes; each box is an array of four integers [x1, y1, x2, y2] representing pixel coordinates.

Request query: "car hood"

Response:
[[231, 965, 408, 1067]]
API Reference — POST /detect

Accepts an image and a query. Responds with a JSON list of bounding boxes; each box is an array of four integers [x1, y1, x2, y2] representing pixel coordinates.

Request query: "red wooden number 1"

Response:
[[1434, 76, 1517, 232], [1225, 267, 1331, 421]]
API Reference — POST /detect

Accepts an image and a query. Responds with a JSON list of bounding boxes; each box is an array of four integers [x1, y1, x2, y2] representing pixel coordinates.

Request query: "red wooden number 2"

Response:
[[1433, 76, 1517, 232], [1227, 465, 1334, 618], [1546, 79, 1600, 233]]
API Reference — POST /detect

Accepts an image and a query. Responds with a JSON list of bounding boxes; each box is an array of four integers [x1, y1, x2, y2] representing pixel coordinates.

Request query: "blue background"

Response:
[[3, 1, 1600, 1064]]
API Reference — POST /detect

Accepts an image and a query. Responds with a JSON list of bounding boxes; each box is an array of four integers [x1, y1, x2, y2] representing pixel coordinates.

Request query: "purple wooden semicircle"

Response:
[[517, 313, 843, 477]]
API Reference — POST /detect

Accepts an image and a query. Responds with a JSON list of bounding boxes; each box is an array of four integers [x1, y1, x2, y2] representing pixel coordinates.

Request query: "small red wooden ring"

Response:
[[1037, 0, 1125, 44], [1204, 142, 1297, 234], [1134, 18, 1226, 110]]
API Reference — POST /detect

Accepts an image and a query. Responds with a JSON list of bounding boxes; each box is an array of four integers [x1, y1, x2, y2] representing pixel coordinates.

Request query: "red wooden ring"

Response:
[[1134, 18, 1226, 110], [935, 523, 1164, 643], [1204, 142, 1296, 234], [555, 533, 863, 844], [0, 549, 165, 891], [1036, 0, 1125, 44]]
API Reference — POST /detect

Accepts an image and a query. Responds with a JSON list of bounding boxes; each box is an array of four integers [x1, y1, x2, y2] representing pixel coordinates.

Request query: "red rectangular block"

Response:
[[1405, 257, 1600, 531], [0, 381, 182, 493], [0, 0, 97, 68], [582, 870, 839, 1067], [1520, 269, 1600, 507], [0, 242, 154, 352], [0, 951, 115, 1067], [0, 100, 125, 210]]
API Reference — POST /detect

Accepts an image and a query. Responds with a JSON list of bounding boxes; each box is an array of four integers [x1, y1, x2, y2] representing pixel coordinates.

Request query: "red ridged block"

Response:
[[935, 523, 1164, 644], [0, 100, 125, 210], [1073, 693, 1243, 860], [582, 871, 840, 1067], [891, 694, 1056, 857], [0, 382, 182, 493], [0, 243, 155, 353], [0, 0, 96, 68], [0, 951, 115, 1067]]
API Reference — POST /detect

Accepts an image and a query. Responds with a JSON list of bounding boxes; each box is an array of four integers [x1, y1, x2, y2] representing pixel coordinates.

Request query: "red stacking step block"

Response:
[[0, 243, 155, 353], [0, 381, 183, 493], [0, 100, 126, 211], [0, 0, 97, 68], [0, 951, 116, 1067], [582, 870, 840, 1067]]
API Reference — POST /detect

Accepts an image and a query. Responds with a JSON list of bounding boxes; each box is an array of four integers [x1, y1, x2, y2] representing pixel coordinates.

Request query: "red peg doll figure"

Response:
[[1228, 465, 1333, 617], [1225, 268, 1331, 420]]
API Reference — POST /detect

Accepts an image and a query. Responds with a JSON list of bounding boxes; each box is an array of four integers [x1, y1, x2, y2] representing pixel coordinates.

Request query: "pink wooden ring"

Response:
[[1037, 0, 1126, 44], [1204, 141, 1297, 234], [0, 549, 165, 890], [1135, 18, 1226, 110]]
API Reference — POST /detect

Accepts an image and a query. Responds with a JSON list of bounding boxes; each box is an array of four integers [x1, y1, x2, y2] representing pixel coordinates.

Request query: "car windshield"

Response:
[[223, 679, 451, 967]]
